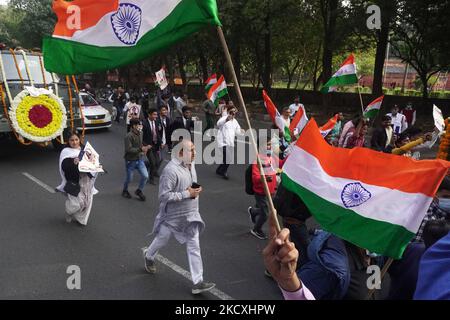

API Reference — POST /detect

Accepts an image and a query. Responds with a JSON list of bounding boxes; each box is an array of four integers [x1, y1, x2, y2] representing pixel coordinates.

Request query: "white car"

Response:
[[78, 93, 112, 130]]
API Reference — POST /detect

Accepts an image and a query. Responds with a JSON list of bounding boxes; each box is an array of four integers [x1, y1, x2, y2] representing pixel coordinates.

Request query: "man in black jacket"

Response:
[[157, 106, 172, 151], [171, 106, 195, 141], [143, 108, 162, 185], [370, 115, 394, 153], [110, 86, 128, 123], [273, 182, 312, 269]]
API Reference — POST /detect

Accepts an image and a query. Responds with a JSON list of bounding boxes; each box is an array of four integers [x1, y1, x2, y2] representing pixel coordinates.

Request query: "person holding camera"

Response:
[[216, 104, 243, 179], [143, 140, 216, 295]]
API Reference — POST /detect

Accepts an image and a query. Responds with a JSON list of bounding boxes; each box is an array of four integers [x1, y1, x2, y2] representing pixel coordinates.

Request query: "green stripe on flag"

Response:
[[43, 0, 221, 74], [282, 173, 413, 259], [364, 109, 380, 120], [283, 126, 292, 143], [321, 74, 359, 93], [213, 88, 228, 107]]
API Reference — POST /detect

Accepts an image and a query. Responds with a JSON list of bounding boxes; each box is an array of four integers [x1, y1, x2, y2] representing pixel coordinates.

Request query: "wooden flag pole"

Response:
[[367, 257, 394, 299], [357, 82, 365, 115], [217, 26, 281, 233]]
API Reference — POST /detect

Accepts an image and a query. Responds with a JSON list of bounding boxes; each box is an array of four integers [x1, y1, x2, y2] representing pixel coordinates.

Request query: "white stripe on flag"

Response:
[[333, 63, 357, 77], [283, 146, 431, 233], [59, 0, 183, 47]]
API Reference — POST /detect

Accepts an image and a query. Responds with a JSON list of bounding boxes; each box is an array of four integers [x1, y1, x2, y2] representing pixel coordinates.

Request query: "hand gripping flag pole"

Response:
[[216, 26, 281, 234]]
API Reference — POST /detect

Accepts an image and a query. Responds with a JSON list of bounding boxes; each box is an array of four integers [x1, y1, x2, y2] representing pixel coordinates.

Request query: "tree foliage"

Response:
[[0, 0, 448, 100], [391, 0, 450, 99]]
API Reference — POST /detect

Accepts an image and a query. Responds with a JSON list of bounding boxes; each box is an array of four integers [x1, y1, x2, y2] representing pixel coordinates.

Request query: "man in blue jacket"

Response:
[[414, 232, 450, 300], [263, 226, 390, 300]]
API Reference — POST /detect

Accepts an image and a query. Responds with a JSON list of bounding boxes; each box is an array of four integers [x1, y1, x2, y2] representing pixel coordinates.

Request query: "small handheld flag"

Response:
[[321, 54, 358, 94]]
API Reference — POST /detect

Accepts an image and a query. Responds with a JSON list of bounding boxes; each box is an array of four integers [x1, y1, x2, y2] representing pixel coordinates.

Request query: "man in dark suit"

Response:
[[171, 106, 195, 141], [157, 105, 172, 152], [143, 108, 162, 185], [371, 115, 394, 153]]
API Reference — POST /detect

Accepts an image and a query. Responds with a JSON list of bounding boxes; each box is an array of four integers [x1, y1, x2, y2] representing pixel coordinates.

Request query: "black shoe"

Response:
[[217, 171, 229, 180], [248, 207, 256, 224], [142, 249, 156, 274], [135, 189, 146, 201], [250, 229, 268, 240], [122, 190, 132, 199], [192, 282, 216, 295]]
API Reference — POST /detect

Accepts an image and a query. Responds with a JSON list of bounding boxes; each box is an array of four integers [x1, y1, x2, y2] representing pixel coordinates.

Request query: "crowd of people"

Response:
[[261, 99, 449, 300], [55, 84, 449, 299]]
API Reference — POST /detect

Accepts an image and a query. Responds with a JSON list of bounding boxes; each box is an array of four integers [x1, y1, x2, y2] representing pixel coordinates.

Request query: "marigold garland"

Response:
[[437, 118, 450, 161], [9, 89, 67, 143]]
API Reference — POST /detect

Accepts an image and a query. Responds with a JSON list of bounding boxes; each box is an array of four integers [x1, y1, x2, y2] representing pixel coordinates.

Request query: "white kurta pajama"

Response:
[[146, 158, 205, 285], [57, 147, 98, 226]]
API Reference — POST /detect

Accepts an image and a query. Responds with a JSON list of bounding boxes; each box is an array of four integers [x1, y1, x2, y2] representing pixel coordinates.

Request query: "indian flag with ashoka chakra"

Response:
[[282, 119, 450, 259], [43, 0, 221, 75], [321, 54, 358, 93]]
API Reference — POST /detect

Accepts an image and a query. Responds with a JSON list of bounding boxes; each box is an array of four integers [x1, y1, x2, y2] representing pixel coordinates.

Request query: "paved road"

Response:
[[0, 122, 284, 300]]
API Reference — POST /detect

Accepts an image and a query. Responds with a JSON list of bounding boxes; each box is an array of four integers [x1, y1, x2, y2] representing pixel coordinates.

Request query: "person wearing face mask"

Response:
[[122, 119, 151, 201], [414, 176, 450, 243], [247, 140, 283, 240]]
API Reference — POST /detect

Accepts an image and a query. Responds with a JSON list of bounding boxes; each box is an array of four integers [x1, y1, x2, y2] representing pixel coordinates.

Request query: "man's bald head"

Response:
[[173, 140, 196, 164]]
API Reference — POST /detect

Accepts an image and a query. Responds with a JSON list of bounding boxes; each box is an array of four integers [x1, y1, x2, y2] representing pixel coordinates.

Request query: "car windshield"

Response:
[[81, 94, 99, 107], [1, 52, 54, 84]]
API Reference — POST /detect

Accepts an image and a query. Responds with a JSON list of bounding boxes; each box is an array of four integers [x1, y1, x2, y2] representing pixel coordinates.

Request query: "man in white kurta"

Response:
[[143, 140, 216, 295], [387, 106, 408, 135], [216, 105, 242, 179]]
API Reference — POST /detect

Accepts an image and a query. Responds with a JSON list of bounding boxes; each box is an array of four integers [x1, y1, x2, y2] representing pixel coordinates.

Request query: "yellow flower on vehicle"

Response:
[[9, 89, 67, 143]]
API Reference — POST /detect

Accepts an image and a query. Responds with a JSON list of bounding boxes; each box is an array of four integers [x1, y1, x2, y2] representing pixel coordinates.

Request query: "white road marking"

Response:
[[22, 172, 55, 194], [155, 254, 234, 301]]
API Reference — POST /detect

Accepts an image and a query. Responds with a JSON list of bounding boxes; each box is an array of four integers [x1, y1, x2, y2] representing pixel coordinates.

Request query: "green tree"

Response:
[[391, 0, 450, 100], [8, 0, 55, 48]]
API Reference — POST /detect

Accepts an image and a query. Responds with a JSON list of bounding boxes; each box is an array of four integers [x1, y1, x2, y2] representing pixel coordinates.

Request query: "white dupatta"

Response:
[[56, 147, 81, 193]]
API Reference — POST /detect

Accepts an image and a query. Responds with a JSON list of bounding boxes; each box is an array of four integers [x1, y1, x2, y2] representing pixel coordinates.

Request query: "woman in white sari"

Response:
[[56, 132, 97, 226]]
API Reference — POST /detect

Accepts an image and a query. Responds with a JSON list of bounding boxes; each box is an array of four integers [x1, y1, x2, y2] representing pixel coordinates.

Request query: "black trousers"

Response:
[[115, 105, 124, 122], [250, 194, 269, 233], [146, 148, 160, 180], [216, 146, 231, 175]]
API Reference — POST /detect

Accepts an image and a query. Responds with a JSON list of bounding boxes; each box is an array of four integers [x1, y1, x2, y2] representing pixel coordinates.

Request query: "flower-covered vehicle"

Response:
[[0, 47, 83, 149]]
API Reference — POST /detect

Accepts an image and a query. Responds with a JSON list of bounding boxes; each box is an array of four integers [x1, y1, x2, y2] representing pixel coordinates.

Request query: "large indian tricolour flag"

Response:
[[282, 119, 450, 259], [43, 0, 221, 75]]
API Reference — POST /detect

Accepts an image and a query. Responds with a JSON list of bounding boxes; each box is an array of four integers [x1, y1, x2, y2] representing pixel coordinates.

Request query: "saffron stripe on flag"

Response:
[[44, 0, 221, 74], [282, 173, 415, 259], [282, 146, 432, 232], [296, 120, 450, 196]]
